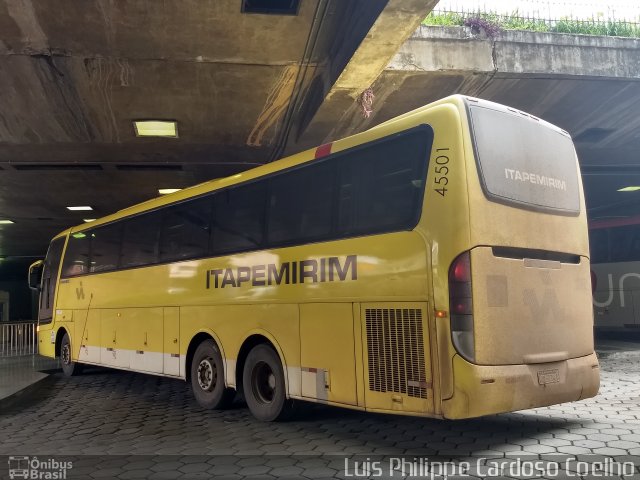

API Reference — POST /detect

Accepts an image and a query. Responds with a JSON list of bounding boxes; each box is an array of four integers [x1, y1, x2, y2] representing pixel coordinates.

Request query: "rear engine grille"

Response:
[[365, 308, 427, 399]]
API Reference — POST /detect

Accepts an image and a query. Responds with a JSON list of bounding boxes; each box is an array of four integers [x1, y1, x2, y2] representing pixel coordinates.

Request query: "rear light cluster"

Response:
[[449, 251, 475, 362]]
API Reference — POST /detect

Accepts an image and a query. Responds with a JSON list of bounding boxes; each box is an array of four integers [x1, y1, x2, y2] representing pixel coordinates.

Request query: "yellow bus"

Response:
[[29, 95, 599, 421]]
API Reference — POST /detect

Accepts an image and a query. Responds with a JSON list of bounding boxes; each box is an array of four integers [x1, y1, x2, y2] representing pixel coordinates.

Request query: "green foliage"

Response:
[[422, 11, 466, 27], [422, 11, 640, 38], [423, 12, 465, 27]]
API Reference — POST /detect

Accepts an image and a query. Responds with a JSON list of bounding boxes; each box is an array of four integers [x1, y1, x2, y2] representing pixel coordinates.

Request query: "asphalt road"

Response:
[[0, 336, 638, 479]]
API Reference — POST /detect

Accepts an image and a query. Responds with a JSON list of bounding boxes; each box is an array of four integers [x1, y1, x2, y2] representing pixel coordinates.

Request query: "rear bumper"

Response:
[[441, 352, 600, 419]]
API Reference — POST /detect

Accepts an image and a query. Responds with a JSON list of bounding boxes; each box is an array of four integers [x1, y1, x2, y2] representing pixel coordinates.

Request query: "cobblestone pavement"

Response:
[[0, 345, 639, 479]]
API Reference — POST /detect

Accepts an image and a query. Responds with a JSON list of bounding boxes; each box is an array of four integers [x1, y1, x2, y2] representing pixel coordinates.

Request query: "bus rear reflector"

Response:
[[449, 251, 475, 362]]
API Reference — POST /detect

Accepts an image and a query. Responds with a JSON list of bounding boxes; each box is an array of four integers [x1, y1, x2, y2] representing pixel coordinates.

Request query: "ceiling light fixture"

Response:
[[133, 120, 178, 138], [617, 186, 640, 192], [83, 219, 96, 223], [0, 220, 14, 224], [67, 206, 93, 211], [158, 188, 182, 195]]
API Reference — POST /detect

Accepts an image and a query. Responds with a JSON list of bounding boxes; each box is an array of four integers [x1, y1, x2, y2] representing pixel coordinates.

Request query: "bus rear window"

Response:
[[469, 105, 580, 215]]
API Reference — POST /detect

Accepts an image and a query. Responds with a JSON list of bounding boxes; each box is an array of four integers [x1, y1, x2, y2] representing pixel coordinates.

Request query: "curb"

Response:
[[0, 373, 57, 412]]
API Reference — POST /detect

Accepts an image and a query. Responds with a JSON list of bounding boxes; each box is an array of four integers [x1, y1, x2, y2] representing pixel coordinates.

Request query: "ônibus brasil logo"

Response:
[[8, 456, 72, 479]]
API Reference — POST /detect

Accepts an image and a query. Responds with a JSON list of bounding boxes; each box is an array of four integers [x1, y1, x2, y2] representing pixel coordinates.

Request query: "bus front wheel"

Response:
[[60, 332, 83, 377], [190, 339, 235, 409], [242, 344, 294, 422]]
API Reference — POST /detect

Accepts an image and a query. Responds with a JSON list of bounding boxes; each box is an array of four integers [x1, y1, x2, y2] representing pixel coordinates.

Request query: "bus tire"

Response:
[[242, 344, 294, 422], [191, 339, 235, 410], [60, 332, 83, 377]]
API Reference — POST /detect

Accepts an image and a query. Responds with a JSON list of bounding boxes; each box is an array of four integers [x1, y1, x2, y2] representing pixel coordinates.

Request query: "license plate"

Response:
[[537, 369, 560, 385]]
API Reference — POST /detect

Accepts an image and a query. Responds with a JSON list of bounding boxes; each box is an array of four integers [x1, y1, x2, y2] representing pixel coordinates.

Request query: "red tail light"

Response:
[[449, 251, 475, 362], [450, 253, 471, 283], [449, 253, 473, 315]]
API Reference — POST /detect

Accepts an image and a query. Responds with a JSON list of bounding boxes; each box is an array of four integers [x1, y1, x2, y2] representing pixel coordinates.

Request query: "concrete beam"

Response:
[[390, 26, 640, 79], [330, 0, 440, 98], [307, 26, 640, 148], [383, 26, 640, 151], [287, 0, 438, 153]]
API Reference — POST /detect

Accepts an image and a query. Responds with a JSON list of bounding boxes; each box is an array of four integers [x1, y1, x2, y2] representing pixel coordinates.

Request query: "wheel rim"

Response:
[[61, 343, 71, 365], [252, 361, 276, 404], [197, 358, 217, 392]]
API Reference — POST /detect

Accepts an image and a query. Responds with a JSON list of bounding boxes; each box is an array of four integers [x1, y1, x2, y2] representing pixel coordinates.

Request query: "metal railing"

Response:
[[425, 6, 640, 37], [0, 322, 38, 357], [429, 9, 640, 29], [433, 0, 640, 23]]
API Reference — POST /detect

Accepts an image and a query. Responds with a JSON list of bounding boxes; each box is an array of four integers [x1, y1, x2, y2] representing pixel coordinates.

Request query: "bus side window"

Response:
[[91, 223, 123, 273], [267, 162, 334, 246], [120, 212, 162, 268], [160, 197, 213, 262], [61, 233, 90, 278], [336, 129, 430, 236], [610, 225, 635, 263], [211, 182, 267, 255], [628, 228, 640, 262]]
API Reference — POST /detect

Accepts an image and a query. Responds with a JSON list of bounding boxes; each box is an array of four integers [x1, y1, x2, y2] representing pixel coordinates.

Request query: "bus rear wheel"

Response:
[[190, 339, 235, 409], [242, 344, 293, 422], [60, 332, 83, 377]]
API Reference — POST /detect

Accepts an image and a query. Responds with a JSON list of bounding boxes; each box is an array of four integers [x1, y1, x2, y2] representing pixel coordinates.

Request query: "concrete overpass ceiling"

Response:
[[0, 0, 443, 258], [1, 0, 324, 257]]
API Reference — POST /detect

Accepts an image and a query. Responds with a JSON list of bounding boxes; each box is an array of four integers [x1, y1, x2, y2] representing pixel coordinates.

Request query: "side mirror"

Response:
[[28, 260, 44, 291]]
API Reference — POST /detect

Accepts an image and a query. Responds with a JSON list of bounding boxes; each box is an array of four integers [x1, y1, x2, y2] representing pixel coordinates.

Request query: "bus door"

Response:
[[38, 237, 65, 325]]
